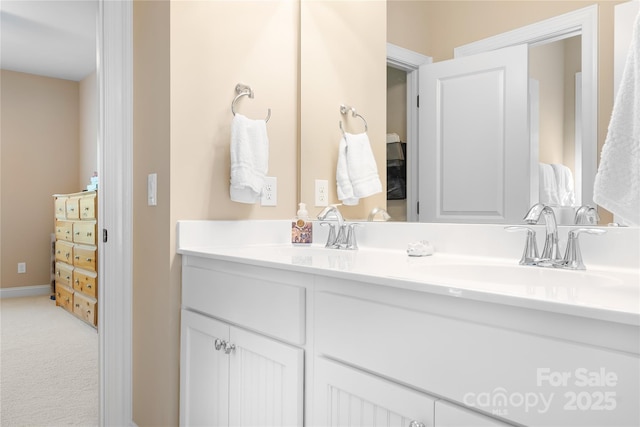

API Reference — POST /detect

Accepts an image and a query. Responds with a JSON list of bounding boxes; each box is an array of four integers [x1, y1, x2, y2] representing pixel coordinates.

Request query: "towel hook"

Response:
[[339, 104, 368, 137], [231, 83, 271, 122]]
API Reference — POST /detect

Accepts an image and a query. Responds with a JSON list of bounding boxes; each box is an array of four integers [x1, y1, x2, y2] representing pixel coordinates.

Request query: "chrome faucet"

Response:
[[574, 205, 600, 225], [514, 203, 605, 270], [317, 205, 360, 250], [523, 203, 561, 263]]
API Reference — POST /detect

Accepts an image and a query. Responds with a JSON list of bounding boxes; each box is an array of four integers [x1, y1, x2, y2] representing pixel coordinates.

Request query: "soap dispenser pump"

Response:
[[292, 203, 313, 245]]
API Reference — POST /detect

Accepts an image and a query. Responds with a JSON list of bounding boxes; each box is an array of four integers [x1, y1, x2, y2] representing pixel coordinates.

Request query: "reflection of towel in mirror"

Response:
[[594, 11, 640, 225], [539, 163, 559, 205], [336, 132, 382, 206], [551, 164, 575, 206], [229, 114, 269, 204]]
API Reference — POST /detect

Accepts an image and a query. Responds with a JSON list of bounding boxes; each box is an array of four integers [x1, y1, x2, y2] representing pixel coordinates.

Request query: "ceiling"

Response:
[[1, 0, 97, 82]]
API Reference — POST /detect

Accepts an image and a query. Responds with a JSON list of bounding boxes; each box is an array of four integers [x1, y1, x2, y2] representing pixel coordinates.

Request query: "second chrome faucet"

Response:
[[508, 203, 605, 270]]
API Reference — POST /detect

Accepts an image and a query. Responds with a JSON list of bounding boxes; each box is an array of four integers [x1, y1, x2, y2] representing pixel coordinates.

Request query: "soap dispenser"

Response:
[[292, 203, 313, 245]]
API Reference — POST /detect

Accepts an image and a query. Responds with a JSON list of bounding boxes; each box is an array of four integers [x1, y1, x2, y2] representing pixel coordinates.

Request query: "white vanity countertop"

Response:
[[177, 220, 640, 326]]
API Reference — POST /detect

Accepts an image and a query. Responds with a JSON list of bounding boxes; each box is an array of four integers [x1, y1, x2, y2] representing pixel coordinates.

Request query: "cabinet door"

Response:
[[314, 357, 435, 427], [228, 326, 303, 427], [180, 310, 229, 427], [435, 400, 512, 427]]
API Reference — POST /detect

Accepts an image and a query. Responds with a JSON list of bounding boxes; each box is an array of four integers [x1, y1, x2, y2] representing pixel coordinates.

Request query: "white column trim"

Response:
[[97, 0, 134, 425]]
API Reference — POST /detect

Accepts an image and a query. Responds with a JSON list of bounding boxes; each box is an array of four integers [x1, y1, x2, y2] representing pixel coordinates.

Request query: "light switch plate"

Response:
[[261, 176, 277, 206], [148, 173, 157, 206]]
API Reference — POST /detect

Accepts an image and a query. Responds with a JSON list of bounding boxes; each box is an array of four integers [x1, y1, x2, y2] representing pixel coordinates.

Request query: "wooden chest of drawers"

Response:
[[53, 191, 98, 328]]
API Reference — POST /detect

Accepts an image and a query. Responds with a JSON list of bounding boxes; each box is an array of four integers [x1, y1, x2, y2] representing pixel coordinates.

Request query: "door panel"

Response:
[[180, 310, 229, 427], [314, 357, 435, 427], [419, 44, 529, 223], [228, 326, 303, 427]]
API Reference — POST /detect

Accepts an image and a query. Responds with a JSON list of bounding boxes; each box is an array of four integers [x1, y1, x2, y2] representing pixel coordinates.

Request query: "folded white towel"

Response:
[[594, 11, 640, 225], [539, 163, 559, 205], [229, 114, 269, 204], [551, 163, 575, 207], [336, 132, 382, 206]]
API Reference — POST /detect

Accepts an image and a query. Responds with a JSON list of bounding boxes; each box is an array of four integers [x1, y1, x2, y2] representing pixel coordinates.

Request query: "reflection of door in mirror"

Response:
[[530, 36, 582, 224], [387, 66, 408, 221]]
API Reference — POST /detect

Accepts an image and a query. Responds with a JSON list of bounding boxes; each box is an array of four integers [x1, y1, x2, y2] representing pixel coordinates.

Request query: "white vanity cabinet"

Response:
[[180, 258, 305, 427]]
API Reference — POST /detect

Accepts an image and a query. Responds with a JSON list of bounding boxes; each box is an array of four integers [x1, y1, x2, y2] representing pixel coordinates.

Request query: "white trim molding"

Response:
[[0, 285, 51, 299], [454, 5, 598, 209], [387, 43, 431, 222], [98, 0, 134, 425]]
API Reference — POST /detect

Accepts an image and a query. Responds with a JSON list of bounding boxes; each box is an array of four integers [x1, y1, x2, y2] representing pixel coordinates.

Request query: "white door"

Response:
[[228, 326, 304, 427], [314, 357, 435, 426], [180, 310, 230, 427], [419, 44, 529, 223]]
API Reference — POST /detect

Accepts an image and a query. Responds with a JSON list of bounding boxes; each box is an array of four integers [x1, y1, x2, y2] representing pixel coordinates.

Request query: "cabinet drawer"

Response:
[[55, 262, 74, 287], [73, 268, 97, 299], [55, 284, 74, 313], [66, 197, 80, 219], [435, 400, 512, 427], [182, 265, 305, 345], [55, 220, 74, 242], [73, 245, 97, 271], [73, 221, 97, 245], [54, 197, 68, 219], [73, 292, 97, 326], [79, 193, 97, 219], [55, 240, 74, 263]]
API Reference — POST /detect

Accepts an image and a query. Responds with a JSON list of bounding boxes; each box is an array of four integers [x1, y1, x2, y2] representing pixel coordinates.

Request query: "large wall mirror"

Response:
[[301, 0, 625, 225]]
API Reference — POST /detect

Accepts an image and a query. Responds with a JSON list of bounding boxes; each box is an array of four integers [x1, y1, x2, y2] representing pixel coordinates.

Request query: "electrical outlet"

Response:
[[261, 176, 277, 206], [17, 262, 26, 274], [315, 179, 329, 207]]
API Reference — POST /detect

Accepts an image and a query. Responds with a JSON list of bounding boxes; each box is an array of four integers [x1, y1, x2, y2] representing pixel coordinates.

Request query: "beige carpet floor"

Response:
[[0, 295, 99, 426]]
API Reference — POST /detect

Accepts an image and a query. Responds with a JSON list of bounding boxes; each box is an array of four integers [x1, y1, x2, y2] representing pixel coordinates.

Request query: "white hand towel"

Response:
[[336, 136, 359, 205], [593, 11, 640, 225], [539, 163, 559, 205], [336, 132, 382, 206], [229, 114, 269, 204], [551, 163, 575, 207]]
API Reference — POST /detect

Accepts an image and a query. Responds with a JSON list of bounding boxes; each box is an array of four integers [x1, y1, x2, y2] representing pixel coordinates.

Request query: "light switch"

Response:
[[148, 173, 157, 206]]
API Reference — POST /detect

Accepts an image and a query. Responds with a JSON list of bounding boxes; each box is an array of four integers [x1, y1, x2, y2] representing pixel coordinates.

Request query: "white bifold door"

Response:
[[419, 44, 530, 223]]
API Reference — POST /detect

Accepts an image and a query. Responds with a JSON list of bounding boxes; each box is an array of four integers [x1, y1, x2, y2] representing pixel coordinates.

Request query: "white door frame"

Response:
[[386, 43, 431, 222], [454, 5, 598, 209], [97, 0, 134, 425]]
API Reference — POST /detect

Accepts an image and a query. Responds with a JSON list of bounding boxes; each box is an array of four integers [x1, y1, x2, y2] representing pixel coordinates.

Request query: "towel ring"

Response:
[[231, 84, 271, 123], [339, 104, 367, 137]]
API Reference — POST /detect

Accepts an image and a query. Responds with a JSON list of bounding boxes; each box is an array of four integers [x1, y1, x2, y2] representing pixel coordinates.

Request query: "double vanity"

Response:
[[177, 219, 639, 426]]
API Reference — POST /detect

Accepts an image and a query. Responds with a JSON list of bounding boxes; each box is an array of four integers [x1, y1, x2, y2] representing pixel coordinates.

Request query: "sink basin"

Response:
[[410, 263, 624, 289]]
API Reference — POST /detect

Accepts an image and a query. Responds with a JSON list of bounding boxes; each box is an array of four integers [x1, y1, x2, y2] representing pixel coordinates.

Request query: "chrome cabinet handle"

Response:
[[214, 339, 224, 351], [224, 341, 236, 354], [409, 421, 425, 427]]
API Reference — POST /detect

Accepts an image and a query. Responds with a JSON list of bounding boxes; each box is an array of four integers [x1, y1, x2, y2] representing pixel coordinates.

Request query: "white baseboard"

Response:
[[0, 284, 52, 299]]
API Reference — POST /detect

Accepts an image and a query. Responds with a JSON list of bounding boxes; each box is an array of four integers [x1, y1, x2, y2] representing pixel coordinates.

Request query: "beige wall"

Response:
[[0, 70, 80, 289], [79, 71, 98, 187], [300, 0, 387, 220], [132, 1, 299, 424]]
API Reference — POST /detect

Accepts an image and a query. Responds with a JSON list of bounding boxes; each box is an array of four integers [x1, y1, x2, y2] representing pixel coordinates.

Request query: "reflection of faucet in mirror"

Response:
[[574, 205, 599, 225], [523, 203, 561, 263], [368, 207, 391, 222]]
